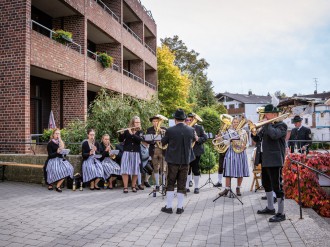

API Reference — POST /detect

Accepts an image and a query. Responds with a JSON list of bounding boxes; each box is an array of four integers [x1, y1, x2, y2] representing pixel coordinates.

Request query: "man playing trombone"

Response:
[[250, 104, 288, 222]]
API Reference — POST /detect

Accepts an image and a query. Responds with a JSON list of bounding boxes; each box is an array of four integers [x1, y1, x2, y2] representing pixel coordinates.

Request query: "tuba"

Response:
[[212, 114, 233, 153], [231, 116, 248, 153], [188, 113, 203, 148], [155, 114, 168, 150]]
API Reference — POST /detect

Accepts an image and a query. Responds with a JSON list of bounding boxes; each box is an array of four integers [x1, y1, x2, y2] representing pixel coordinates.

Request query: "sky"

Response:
[[142, 0, 330, 96]]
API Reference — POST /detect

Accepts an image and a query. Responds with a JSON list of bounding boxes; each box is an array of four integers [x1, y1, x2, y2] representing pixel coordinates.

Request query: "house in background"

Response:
[[215, 91, 271, 123]]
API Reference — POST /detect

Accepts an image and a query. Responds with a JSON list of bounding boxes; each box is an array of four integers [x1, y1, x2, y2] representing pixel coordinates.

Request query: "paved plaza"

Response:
[[0, 150, 329, 247]]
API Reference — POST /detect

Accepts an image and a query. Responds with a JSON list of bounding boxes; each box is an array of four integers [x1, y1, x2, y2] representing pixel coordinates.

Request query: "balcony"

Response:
[[95, 0, 120, 23]]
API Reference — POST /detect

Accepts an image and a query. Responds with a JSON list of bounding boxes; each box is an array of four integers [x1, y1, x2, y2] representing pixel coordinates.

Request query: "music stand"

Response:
[[213, 180, 244, 205]]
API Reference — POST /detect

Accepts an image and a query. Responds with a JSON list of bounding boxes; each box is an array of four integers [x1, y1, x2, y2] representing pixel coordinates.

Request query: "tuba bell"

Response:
[[231, 115, 248, 153], [188, 113, 203, 148], [155, 114, 168, 150], [212, 114, 233, 153]]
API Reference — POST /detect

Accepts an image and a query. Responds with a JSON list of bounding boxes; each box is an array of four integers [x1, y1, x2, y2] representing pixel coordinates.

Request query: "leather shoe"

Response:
[[257, 207, 276, 215], [236, 187, 242, 196], [189, 181, 193, 187], [194, 188, 199, 194], [269, 213, 286, 222], [144, 181, 151, 188], [176, 208, 184, 214], [261, 196, 267, 200], [186, 188, 190, 193], [218, 188, 229, 197], [161, 206, 173, 214], [214, 182, 222, 187], [274, 197, 277, 204], [138, 185, 144, 190]]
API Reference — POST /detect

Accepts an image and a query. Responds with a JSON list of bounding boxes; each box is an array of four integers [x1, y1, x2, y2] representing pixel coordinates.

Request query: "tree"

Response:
[[157, 45, 192, 116]]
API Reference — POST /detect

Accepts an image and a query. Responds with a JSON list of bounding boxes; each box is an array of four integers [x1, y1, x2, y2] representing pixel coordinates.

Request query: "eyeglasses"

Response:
[[185, 119, 192, 122]]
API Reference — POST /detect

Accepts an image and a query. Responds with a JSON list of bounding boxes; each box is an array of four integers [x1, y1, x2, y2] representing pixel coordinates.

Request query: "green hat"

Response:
[[292, 115, 303, 123], [261, 104, 281, 113]]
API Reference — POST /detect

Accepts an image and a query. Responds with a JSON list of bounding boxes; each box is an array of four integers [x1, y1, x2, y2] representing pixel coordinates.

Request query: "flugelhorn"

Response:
[[248, 113, 290, 136], [212, 114, 233, 153]]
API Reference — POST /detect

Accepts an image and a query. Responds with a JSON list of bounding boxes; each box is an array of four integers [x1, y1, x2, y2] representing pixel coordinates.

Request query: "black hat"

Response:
[[172, 108, 187, 120], [149, 115, 160, 122], [261, 104, 281, 113], [187, 113, 195, 118], [292, 115, 303, 123]]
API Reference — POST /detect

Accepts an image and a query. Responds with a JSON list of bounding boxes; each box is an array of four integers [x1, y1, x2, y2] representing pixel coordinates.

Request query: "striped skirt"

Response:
[[46, 158, 74, 184], [223, 146, 250, 178], [82, 156, 104, 182], [102, 157, 121, 179], [121, 151, 141, 175]]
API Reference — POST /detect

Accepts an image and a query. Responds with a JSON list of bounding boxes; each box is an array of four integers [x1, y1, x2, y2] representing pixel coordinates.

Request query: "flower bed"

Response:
[[283, 152, 330, 217]]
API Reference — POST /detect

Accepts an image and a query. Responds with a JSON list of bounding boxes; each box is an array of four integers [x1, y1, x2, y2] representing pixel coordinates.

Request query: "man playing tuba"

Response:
[[146, 115, 168, 190]]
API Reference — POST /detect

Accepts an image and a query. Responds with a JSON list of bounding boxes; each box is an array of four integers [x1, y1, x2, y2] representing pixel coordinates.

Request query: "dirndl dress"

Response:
[[120, 151, 141, 175], [82, 156, 104, 182], [223, 146, 250, 178], [46, 157, 74, 184], [102, 157, 121, 179]]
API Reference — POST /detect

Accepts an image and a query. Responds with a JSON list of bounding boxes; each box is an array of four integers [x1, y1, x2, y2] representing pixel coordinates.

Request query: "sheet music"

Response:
[[110, 150, 119, 155], [143, 134, 162, 141], [60, 149, 70, 155]]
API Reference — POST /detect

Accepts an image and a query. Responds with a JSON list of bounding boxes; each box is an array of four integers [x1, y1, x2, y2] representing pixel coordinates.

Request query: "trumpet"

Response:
[[105, 143, 116, 159], [248, 113, 290, 136], [116, 126, 141, 133]]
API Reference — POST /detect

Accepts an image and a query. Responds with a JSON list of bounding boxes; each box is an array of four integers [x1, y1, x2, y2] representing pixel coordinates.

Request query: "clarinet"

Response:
[[90, 139, 96, 164]]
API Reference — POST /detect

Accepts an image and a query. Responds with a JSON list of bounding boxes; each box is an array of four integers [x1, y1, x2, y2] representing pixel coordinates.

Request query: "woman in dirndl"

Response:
[[46, 128, 74, 193], [99, 134, 121, 189], [218, 117, 250, 197], [118, 116, 143, 193], [81, 129, 104, 190]]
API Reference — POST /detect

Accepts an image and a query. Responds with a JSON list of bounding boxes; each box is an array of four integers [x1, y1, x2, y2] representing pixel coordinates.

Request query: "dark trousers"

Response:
[[167, 163, 188, 194], [218, 152, 225, 174], [261, 166, 284, 198], [43, 162, 49, 185], [188, 155, 201, 176]]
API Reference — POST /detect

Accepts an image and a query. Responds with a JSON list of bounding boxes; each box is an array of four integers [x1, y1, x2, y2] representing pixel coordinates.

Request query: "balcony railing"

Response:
[[145, 80, 156, 90], [95, 0, 120, 23], [123, 69, 143, 83], [87, 50, 120, 71], [145, 43, 156, 55], [123, 23, 143, 44], [136, 0, 155, 23], [31, 20, 82, 54]]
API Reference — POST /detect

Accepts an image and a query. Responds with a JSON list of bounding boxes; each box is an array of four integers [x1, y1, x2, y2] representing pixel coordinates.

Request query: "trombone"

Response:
[[248, 113, 290, 136]]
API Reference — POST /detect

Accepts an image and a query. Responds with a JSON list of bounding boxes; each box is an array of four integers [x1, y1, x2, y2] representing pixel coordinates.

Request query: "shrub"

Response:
[[97, 52, 113, 68], [200, 143, 218, 174], [52, 29, 73, 45]]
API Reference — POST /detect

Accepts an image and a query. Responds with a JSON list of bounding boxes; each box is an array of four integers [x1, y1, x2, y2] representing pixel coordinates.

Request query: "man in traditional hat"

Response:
[[161, 109, 197, 214], [288, 115, 312, 154], [185, 113, 208, 194], [146, 115, 167, 189], [251, 104, 288, 222]]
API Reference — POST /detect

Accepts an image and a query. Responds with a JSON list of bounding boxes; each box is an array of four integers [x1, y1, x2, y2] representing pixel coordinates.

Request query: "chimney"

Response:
[[248, 90, 252, 96]]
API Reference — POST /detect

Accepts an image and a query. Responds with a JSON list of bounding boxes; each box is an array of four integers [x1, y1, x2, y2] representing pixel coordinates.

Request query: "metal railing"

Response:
[[87, 50, 120, 71], [123, 69, 143, 83], [122, 23, 143, 44], [145, 43, 156, 55], [31, 20, 82, 54], [112, 63, 120, 72], [95, 0, 120, 23], [144, 80, 156, 90], [136, 0, 155, 22]]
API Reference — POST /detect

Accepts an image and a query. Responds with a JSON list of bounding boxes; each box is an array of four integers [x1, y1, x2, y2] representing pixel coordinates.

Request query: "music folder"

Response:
[[60, 149, 70, 155], [143, 134, 162, 141], [110, 150, 119, 155]]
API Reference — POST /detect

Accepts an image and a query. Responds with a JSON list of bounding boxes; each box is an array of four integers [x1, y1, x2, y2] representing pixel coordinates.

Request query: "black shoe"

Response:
[[274, 197, 277, 204], [94, 187, 101, 190], [138, 185, 144, 190], [194, 188, 199, 194], [55, 187, 62, 193], [261, 196, 267, 200], [257, 207, 276, 215], [161, 206, 173, 214], [144, 181, 151, 188], [189, 181, 193, 187], [186, 188, 190, 193], [218, 188, 229, 197], [176, 208, 184, 214], [214, 182, 222, 187], [48, 185, 53, 191], [269, 213, 286, 222], [236, 187, 242, 196]]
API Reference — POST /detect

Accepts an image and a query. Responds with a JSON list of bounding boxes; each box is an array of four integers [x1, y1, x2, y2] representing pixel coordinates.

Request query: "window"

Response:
[[305, 118, 308, 124], [229, 104, 235, 109]]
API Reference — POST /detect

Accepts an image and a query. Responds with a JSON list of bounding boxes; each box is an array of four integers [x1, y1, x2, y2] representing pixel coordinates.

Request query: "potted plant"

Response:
[[52, 29, 73, 45], [96, 52, 113, 68]]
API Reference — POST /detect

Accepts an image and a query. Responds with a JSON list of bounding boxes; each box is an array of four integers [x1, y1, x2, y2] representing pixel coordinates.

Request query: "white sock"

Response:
[[186, 175, 190, 189], [162, 174, 166, 185], [273, 191, 276, 198], [218, 174, 223, 183], [137, 172, 141, 185], [154, 173, 160, 186], [177, 192, 184, 208], [194, 176, 200, 189], [166, 191, 174, 208]]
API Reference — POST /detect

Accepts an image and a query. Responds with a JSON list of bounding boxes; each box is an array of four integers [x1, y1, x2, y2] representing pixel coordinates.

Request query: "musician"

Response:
[[251, 104, 287, 222], [288, 115, 312, 154], [161, 109, 196, 214], [118, 116, 143, 193], [82, 129, 104, 190], [45, 128, 74, 192], [99, 134, 121, 189], [185, 113, 207, 194], [218, 118, 249, 197], [146, 115, 167, 190]]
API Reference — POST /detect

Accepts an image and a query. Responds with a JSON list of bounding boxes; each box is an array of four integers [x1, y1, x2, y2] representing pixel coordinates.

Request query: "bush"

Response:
[[200, 143, 218, 174], [196, 106, 224, 135], [52, 29, 73, 45], [97, 52, 113, 68], [283, 152, 330, 217]]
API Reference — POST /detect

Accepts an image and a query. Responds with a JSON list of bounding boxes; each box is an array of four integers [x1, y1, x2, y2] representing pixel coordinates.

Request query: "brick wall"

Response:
[[63, 0, 85, 16], [145, 69, 157, 85], [51, 81, 61, 128], [130, 60, 144, 79], [96, 43, 122, 69], [103, 0, 122, 21], [145, 36, 156, 52], [0, 0, 31, 153], [128, 21, 143, 42]]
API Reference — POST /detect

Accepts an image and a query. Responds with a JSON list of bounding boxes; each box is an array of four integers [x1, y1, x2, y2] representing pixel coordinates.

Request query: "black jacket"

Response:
[[161, 122, 195, 165], [288, 126, 312, 153], [191, 124, 208, 156], [45, 141, 65, 165], [118, 130, 144, 153], [251, 121, 287, 167], [81, 140, 100, 161], [146, 126, 167, 156]]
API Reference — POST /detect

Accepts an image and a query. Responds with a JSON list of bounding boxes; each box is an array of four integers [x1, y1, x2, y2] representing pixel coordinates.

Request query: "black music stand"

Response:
[[213, 179, 244, 205]]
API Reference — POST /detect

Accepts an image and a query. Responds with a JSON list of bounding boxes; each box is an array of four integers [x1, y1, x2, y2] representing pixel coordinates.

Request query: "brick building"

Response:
[[0, 0, 157, 152]]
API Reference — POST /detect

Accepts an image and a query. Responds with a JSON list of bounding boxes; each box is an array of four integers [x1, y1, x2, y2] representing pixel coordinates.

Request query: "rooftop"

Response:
[[216, 92, 271, 104]]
